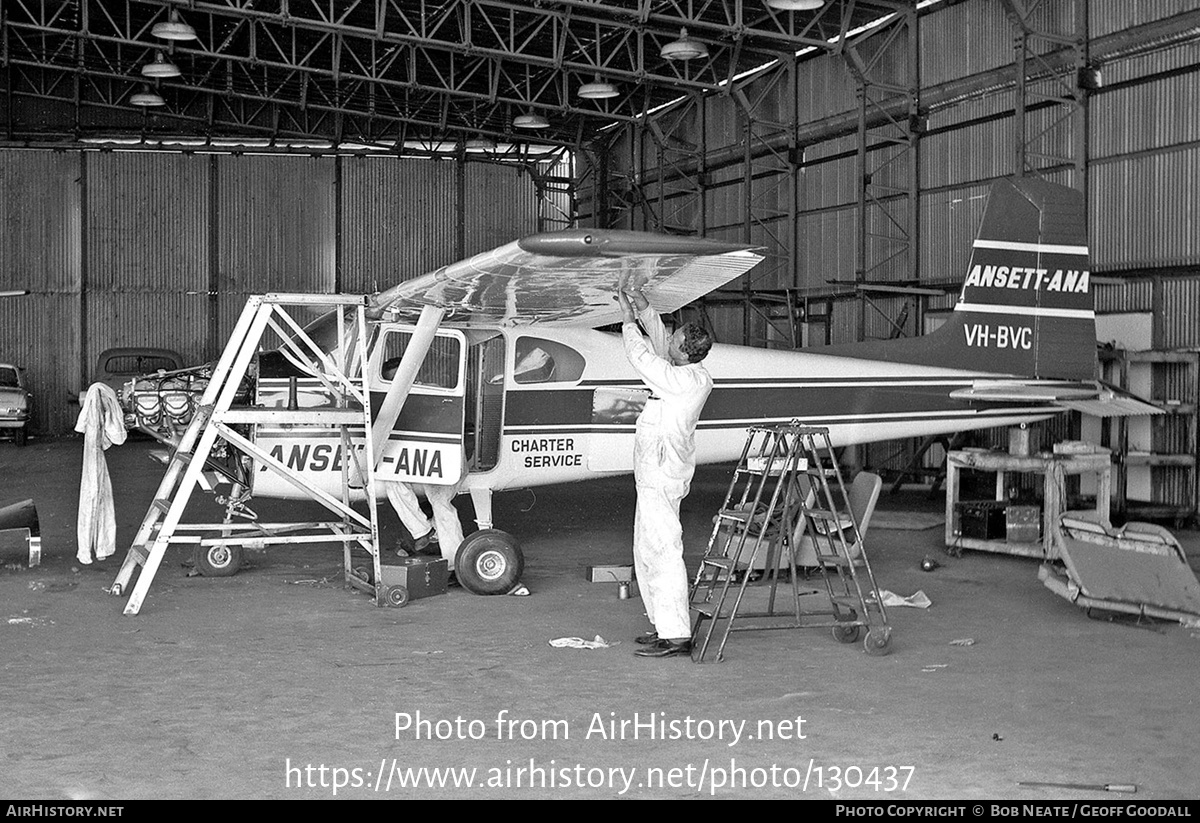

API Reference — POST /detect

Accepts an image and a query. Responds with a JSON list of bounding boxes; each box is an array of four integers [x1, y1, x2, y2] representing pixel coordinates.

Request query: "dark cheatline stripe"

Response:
[[506, 381, 974, 427]]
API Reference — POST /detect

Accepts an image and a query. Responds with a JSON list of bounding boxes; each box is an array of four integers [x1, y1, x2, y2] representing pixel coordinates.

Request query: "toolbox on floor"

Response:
[[352, 556, 449, 607]]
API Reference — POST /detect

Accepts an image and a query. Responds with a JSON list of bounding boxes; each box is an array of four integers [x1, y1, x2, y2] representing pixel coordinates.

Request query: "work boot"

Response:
[[633, 638, 692, 658]]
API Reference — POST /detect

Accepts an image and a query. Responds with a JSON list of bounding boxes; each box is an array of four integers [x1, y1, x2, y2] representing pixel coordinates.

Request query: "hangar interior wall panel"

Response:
[[1091, 147, 1200, 271], [1159, 278, 1200, 349], [1095, 281, 1154, 315], [796, 207, 856, 292], [463, 162, 540, 254], [217, 155, 336, 295], [919, 0, 1017, 87], [1100, 40, 1200, 87], [86, 153, 208, 292], [0, 152, 82, 436], [340, 156, 459, 295], [86, 292, 208, 372], [921, 118, 1015, 191], [795, 53, 858, 126], [1090, 0, 1200, 37], [801, 151, 858, 211], [85, 152, 209, 384], [1091, 69, 1200, 159], [919, 184, 990, 285], [0, 151, 81, 294], [0, 294, 81, 437]]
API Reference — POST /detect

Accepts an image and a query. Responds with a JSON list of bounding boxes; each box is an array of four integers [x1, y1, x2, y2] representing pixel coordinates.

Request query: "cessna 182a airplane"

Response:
[[116, 175, 1145, 600]]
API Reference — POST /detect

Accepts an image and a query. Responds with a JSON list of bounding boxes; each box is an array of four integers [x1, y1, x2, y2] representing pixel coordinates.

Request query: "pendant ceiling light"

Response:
[[579, 23, 619, 99], [152, 11, 197, 41], [130, 86, 166, 107], [578, 77, 619, 99], [764, 0, 825, 10], [141, 51, 181, 78], [660, 28, 708, 61], [512, 113, 550, 129]]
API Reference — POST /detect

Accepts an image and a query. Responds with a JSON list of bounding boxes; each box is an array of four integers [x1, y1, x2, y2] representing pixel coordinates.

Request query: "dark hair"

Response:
[[680, 322, 713, 363]]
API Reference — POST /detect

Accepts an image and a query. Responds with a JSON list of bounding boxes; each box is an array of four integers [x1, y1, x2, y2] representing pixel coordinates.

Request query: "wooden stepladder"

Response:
[[689, 423, 891, 662], [110, 294, 381, 615]]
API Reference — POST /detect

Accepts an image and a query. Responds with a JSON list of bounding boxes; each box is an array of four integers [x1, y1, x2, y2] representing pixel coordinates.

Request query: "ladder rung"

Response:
[[702, 557, 737, 570], [718, 509, 755, 522], [151, 498, 173, 513], [830, 594, 861, 609], [690, 605, 715, 619]]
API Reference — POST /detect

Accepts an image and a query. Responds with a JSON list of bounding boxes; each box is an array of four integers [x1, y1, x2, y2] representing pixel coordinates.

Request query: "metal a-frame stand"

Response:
[[690, 424, 891, 662], [109, 294, 381, 615]]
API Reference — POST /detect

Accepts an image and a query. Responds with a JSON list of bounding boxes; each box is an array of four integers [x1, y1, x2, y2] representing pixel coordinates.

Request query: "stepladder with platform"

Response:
[[689, 423, 892, 662], [108, 293, 399, 615]]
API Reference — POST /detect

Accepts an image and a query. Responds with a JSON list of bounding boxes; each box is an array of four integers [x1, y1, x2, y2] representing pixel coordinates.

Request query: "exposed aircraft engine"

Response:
[[120, 363, 253, 442]]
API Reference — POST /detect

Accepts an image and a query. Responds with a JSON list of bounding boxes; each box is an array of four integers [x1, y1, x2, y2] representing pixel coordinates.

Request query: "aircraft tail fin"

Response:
[[821, 177, 1096, 381], [931, 176, 1095, 380]]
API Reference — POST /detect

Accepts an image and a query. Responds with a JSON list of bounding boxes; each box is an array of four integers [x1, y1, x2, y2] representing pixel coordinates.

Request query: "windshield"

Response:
[[0, 367, 18, 388]]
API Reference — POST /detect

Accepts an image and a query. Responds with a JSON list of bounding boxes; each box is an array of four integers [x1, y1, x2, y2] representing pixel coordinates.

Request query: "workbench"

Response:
[[944, 448, 1112, 559]]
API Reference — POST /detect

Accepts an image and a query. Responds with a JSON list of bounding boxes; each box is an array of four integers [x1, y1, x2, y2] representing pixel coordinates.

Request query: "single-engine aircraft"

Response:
[[116, 176, 1152, 597]]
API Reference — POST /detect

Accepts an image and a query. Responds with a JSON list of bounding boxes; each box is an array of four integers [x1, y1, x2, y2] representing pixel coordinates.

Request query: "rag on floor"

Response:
[[75, 383, 128, 564]]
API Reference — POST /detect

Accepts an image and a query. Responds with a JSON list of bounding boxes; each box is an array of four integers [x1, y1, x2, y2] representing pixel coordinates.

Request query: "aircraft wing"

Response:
[[369, 229, 764, 327], [949, 381, 1164, 417]]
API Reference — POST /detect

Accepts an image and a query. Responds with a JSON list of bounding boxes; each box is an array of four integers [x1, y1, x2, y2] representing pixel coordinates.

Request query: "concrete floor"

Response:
[[2, 436, 1198, 800]]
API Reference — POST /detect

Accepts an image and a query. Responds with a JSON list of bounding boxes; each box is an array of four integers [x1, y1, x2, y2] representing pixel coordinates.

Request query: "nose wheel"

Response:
[[195, 542, 244, 577]]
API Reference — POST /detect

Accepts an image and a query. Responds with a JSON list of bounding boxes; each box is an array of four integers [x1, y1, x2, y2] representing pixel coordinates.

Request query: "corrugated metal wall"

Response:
[[86, 152, 210, 369], [464, 162, 540, 253], [0, 150, 544, 436], [0, 152, 82, 437], [341, 156, 459, 294]]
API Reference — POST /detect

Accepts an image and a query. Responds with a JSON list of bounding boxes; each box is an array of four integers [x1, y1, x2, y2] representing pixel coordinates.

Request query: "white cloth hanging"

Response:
[[75, 383, 127, 564]]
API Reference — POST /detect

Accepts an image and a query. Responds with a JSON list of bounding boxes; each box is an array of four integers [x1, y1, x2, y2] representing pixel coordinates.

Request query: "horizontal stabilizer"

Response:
[[948, 380, 1164, 417], [1055, 383, 1165, 418]]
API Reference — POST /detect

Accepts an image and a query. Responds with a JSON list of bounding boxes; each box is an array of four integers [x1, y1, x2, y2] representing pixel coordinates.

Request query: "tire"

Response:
[[863, 626, 893, 656], [832, 623, 861, 644], [454, 529, 524, 596], [195, 543, 243, 577], [14, 426, 26, 447], [384, 585, 410, 608]]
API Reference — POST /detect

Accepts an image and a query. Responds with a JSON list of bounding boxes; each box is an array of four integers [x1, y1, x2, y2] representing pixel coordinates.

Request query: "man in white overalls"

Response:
[[617, 287, 714, 659]]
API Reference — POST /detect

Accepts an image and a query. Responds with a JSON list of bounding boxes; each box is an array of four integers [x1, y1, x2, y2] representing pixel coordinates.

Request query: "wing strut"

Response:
[[371, 305, 446, 469]]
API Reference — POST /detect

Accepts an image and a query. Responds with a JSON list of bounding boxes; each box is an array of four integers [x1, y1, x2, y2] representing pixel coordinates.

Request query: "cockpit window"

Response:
[[379, 330, 461, 390], [513, 337, 585, 384]]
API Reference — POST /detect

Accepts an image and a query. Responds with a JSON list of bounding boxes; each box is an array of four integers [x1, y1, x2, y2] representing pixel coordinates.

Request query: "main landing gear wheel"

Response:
[[454, 529, 524, 596], [195, 543, 243, 577], [863, 626, 893, 656]]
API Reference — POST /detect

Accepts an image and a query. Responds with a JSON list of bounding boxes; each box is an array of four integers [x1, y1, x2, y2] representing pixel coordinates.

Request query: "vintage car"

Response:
[[83, 347, 192, 435], [0, 363, 31, 447], [91, 347, 186, 395]]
